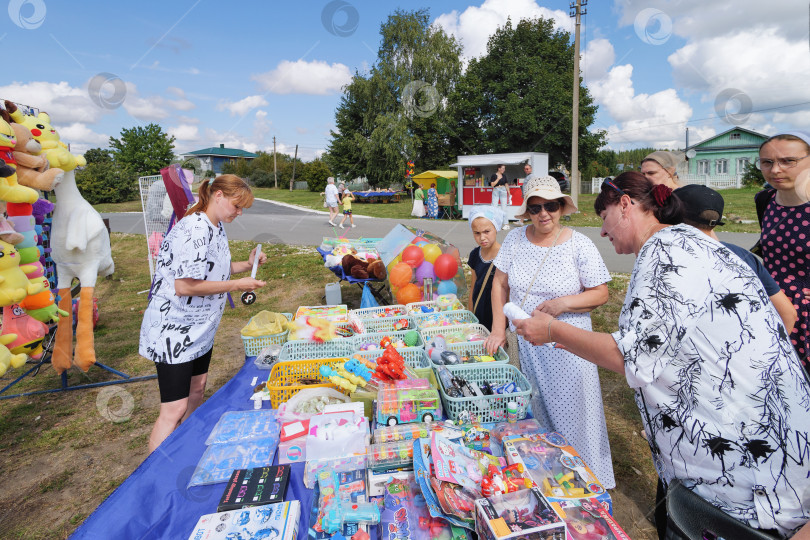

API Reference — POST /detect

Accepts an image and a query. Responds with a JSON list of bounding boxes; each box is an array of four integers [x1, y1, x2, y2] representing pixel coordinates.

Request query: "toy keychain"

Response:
[[241, 244, 262, 305]]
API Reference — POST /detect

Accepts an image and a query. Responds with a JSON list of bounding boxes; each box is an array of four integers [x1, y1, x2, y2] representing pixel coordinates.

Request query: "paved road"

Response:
[[104, 199, 761, 274]]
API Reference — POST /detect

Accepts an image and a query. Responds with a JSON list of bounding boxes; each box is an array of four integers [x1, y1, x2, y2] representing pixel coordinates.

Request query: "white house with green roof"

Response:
[[182, 144, 258, 174], [682, 127, 768, 188]]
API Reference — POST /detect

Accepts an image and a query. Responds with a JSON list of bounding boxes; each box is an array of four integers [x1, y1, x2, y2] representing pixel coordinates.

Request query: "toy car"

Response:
[[376, 385, 442, 426]]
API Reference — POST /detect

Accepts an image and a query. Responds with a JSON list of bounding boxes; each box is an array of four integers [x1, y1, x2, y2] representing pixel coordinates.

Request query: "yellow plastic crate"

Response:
[[264, 357, 349, 408]]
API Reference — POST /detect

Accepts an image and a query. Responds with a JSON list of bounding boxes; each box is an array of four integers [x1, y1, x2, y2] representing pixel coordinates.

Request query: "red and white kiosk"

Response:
[[451, 152, 549, 221]]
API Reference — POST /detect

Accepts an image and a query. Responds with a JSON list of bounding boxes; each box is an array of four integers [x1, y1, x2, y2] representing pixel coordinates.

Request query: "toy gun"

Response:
[[317, 471, 380, 534], [374, 346, 417, 382], [343, 359, 380, 391], [241, 244, 261, 305], [319, 364, 358, 393]]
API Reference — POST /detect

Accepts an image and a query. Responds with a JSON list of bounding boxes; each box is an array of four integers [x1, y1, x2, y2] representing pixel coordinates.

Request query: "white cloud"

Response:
[[168, 124, 200, 141], [0, 81, 104, 124], [582, 38, 615, 83], [57, 123, 110, 154], [253, 110, 271, 142], [252, 60, 352, 95], [122, 83, 197, 121], [435, 0, 572, 61], [296, 127, 308, 135], [217, 95, 269, 117]]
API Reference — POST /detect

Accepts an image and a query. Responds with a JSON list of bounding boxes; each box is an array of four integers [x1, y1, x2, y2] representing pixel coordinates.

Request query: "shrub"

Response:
[[741, 161, 765, 188], [250, 169, 274, 187], [75, 163, 139, 204]]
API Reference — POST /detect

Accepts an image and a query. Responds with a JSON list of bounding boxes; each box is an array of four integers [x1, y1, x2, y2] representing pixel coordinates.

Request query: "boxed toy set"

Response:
[[217, 465, 291, 512], [187, 500, 300, 540]]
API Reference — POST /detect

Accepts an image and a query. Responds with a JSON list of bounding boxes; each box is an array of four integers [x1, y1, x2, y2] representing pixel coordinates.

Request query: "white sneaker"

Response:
[[502, 225, 510, 230], [339, 224, 344, 229], [329, 221, 336, 226], [351, 224, 356, 228]]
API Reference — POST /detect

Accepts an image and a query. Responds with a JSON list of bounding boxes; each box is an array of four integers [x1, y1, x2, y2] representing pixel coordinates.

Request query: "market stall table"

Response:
[[70, 358, 315, 540], [351, 190, 403, 203], [317, 246, 392, 305]]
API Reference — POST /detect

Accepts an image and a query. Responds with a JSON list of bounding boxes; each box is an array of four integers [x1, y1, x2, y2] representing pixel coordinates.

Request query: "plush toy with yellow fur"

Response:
[[8, 107, 85, 172], [4, 101, 63, 191], [0, 239, 44, 306], [0, 109, 39, 204], [0, 333, 27, 377]]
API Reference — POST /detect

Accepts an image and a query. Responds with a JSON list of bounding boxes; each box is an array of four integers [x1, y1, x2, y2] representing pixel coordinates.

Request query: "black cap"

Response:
[[674, 184, 726, 227]]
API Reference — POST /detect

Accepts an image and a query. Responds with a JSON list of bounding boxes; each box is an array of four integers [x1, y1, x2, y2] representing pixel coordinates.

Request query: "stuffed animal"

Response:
[[0, 109, 39, 203], [4, 101, 63, 190], [0, 333, 27, 377], [3, 305, 48, 359], [19, 276, 67, 323], [0, 239, 44, 306], [7, 107, 85, 172], [341, 254, 373, 279], [367, 259, 387, 280]]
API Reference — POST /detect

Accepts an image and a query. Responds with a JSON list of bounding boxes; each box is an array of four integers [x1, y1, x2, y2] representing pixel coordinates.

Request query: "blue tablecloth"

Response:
[[71, 359, 315, 539], [317, 246, 386, 285], [352, 191, 400, 198]]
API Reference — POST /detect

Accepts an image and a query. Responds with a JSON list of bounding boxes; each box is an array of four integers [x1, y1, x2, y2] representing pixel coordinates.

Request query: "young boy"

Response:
[[339, 188, 356, 228], [674, 184, 797, 333]]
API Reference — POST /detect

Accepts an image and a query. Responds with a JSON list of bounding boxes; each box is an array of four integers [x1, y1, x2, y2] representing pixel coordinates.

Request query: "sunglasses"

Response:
[[526, 201, 562, 215], [602, 179, 636, 205]]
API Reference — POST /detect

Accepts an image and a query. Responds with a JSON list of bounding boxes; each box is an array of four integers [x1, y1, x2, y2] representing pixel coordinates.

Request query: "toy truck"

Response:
[[376, 385, 442, 426]]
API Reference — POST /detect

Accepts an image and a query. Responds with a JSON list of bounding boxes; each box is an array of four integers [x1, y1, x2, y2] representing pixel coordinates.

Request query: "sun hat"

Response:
[[515, 175, 577, 219], [468, 206, 505, 231], [673, 184, 725, 227], [643, 151, 685, 173]]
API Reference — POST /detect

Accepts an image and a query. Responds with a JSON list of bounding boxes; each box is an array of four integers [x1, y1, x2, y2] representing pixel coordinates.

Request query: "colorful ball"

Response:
[[437, 280, 457, 295], [389, 262, 413, 288], [401, 245, 425, 268], [421, 243, 442, 264], [404, 330, 420, 347], [433, 254, 459, 281], [396, 283, 422, 305], [413, 260, 435, 285]]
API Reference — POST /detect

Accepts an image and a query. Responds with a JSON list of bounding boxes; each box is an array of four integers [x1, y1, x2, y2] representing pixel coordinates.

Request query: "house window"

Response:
[[737, 157, 750, 172], [730, 133, 741, 140], [698, 160, 709, 175], [716, 159, 728, 174]]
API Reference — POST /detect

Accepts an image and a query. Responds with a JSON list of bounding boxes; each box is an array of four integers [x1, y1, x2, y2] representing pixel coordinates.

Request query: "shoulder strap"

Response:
[[472, 262, 495, 313], [754, 188, 775, 228]]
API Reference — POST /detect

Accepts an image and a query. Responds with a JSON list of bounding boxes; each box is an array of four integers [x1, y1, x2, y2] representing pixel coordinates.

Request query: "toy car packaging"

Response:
[[548, 498, 631, 540], [375, 225, 467, 306], [187, 500, 300, 540], [379, 474, 469, 540], [475, 488, 565, 540], [502, 432, 612, 514]]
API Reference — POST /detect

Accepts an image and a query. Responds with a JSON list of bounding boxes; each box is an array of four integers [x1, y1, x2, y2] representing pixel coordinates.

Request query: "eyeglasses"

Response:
[[601, 179, 636, 205], [756, 154, 810, 170], [526, 201, 562, 215]]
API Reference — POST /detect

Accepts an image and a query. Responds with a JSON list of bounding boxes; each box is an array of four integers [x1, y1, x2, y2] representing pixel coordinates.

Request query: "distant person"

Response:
[[489, 164, 510, 229], [641, 151, 683, 189], [674, 184, 797, 332], [338, 188, 355, 229], [522, 163, 535, 195], [756, 131, 810, 370], [426, 183, 439, 219], [467, 207, 504, 331], [324, 177, 340, 226], [411, 184, 426, 217], [141, 175, 267, 453]]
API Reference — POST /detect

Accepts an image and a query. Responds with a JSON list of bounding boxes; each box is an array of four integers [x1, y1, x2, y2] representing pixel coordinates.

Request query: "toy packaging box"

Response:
[[295, 305, 348, 323], [549, 498, 631, 540], [187, 500, 300, 540], [475, 488, 565, 540], [217, 465, 291, 512], [502, 432, 612, 514], [379, 474, 469, 540], [308, 469, 369, 539]]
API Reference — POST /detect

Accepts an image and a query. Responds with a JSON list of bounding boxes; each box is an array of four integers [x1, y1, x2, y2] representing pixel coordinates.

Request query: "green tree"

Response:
[[741, 161, 766, 188], [447, 18, 604, 168], [301, 158, 333, 192], [221, 157, 254, 178], [109, 124, 175, 176], [83, 147, 112, 164], [75, 162, 138, 204], [326, 9, 462, 186]]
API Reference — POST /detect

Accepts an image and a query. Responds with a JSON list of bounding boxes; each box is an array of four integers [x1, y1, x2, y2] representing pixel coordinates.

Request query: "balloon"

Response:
[[437, 280, 457, 296], [412, 237, 428, 244], [433, 254, 459, 281], [413, 260, 435, 285], [401, 245, 424, 268], [421, 243, 442, 264], [396, 283, 422, 305], [389, 262, 413, 288]]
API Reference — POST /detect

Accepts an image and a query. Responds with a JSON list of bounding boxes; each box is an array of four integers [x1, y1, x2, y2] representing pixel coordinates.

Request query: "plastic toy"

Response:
[[481, 463, 533, 497], [241, 244, 262, 305], [476, 488, 566, 539], [401, 245, 425, 268], [371, 345, 415, 382], [396, 283, 422, 305], [432, 254, 458, 281], [367, 440, 414, 471], [377, 384, 441, 426], [389, 262, 413, 288], [429, 477, 477, 524], [403, 329, 419, 347], [316, 470, 380, 534], [289, 316, 336, 342]]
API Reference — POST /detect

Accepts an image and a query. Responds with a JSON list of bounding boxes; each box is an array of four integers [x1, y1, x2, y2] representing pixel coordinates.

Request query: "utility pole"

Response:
[[273, 136, 278, 188], [569, 0, 587, 209], [289, 144, 298, 191]]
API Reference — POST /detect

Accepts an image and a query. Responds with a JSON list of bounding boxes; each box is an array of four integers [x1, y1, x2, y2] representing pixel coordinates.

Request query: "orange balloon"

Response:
[[389, 262, 413, 288], [396, 283, 422, 305]]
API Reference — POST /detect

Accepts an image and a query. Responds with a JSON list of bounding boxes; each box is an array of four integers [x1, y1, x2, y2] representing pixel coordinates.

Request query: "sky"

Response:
[[3, 0, 809, 164]]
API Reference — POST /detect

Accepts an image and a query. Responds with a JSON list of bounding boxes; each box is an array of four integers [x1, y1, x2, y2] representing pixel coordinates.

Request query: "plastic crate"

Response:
[[353, 347, 430, 369], [412, 309, 479, 329], [445, 341, 509, 364], [405, 301, 438, 314], [419, 323, 490, 350], [352, 330, 424, 351], [241, 312, 293, 357], [278, 340, 355, 362], [436, 363, 531, 423], [265, 358, 348, 408], [349, 305, 408, 319], [353, 316, 415, 334]]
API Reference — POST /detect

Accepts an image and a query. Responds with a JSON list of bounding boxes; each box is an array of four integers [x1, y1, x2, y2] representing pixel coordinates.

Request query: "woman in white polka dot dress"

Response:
[[487, 175, 616, 488]]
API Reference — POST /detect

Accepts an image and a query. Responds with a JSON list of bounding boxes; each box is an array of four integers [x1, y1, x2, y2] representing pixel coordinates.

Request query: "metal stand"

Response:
[[0, 328, 156, 400]]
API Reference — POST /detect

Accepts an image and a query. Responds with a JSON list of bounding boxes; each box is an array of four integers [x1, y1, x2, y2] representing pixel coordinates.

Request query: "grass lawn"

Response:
[[0, 233, 658, 538]]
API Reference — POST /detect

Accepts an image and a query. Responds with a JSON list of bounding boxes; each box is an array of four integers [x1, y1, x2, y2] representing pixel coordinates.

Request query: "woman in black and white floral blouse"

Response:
[[515, 171, 810, 539]]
